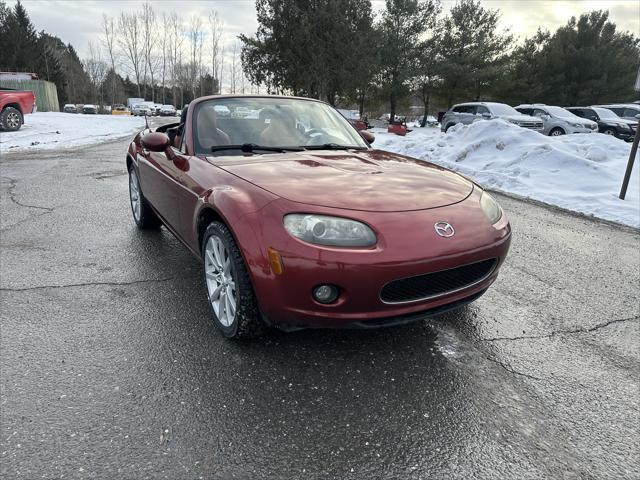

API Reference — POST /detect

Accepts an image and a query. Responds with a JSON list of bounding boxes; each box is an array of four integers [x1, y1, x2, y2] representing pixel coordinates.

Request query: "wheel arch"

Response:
[[1, 102, 22, 114], [196, 206, 229, 252]]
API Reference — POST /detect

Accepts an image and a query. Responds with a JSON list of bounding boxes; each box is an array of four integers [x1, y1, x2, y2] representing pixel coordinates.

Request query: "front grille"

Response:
[[380, 259, 497, 304], [520, 122, 544, 130]]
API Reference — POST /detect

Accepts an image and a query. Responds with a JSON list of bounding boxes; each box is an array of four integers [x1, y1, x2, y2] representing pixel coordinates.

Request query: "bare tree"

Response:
[[160, 13, 169, 104], [167, 13, 185, 106], [187, 14, 204, 99], [218, 42, 225, 94], [229, 41, 240, 94], [118, 12, 144, 97], [141, 2, 158, 101], [100, 14, 118, 106], [84, 40, 108, 107], [208, 10, 223, 94]]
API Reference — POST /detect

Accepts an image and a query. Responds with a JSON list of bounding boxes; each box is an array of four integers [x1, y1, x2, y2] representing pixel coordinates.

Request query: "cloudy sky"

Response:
[[14, 0, 640, 58]]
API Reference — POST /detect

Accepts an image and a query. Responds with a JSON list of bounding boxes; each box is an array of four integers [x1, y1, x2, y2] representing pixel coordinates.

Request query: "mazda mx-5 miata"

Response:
[[126, 95, 511, 338]]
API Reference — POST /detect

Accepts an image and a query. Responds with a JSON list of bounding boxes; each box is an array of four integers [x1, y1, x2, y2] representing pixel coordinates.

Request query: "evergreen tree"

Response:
[[436, 0, 511, 106], [536, 11, 639, 105], [0, 0, 39, 71], [377, 0, 440, 122], [241, 0, 375, 104]]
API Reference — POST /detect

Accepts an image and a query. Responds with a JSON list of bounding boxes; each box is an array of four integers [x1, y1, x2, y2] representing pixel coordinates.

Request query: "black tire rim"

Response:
[[6, 112, 20, 129]]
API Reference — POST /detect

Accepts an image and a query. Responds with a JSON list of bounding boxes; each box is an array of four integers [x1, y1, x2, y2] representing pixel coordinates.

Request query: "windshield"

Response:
[[593, 107, 620, 120], [545, 106, 580, 119], [193, 97, 368, 155], [488, 104, 520, 116]]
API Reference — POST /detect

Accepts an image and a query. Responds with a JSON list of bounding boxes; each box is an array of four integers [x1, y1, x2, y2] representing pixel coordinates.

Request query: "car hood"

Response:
[[504, 114, 541, 123], [208, 149, 474, 212], [601, 118, 637, 126]]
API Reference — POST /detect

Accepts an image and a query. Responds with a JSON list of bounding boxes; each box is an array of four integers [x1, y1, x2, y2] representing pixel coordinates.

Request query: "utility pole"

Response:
[[619, 67, 640, 200]]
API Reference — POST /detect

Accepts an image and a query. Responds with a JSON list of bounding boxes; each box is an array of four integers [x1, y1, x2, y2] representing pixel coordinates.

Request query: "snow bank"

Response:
[[0, 112, 145, 153], [374, 121, 639, 228]]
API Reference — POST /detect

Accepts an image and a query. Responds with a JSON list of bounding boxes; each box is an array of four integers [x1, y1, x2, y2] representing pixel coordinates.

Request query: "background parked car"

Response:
[[441, 102, 544, 133], [132, 104, 153, 116], [82, 104, 97, 114], [159, 104, 177, 116], [515, 104, 597, 136], [593, 104, 640, 122], [112, 104, 131, 115], [565, 106, 637, 141], [63, 104, 77, 114]]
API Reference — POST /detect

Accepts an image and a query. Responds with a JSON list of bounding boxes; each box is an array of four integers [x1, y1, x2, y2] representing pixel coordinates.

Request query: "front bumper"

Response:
[[566, 125, 595, 134], [615, 131, 634, 141], [243, 190, 511, 328]]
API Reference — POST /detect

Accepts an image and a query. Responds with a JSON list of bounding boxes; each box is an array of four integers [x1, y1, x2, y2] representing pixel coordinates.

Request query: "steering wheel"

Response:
[[304, 128, 324, 138]]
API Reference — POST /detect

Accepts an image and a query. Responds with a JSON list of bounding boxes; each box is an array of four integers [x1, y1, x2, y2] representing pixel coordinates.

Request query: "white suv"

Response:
[[515, 104, 598, 136], [441, 102, 544, 133]]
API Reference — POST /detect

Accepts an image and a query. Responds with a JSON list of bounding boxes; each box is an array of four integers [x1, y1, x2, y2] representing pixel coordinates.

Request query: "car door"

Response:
[[474, 105, 490, 122], [137, 142, 189, 232], [623, 107, 640, 121]]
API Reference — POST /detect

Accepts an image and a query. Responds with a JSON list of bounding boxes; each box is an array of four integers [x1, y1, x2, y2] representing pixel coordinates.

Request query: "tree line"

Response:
[[0, 0, 251, 109], [1, 0, 638, 120], [241, 0, 640, 123]]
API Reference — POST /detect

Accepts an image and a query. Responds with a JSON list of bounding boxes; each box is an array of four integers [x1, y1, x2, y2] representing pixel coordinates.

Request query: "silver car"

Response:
[[132, 104, 153, 116], [515, 104, 598, 136], [593, 104, 640, 122], [441, 102, 544, 133]]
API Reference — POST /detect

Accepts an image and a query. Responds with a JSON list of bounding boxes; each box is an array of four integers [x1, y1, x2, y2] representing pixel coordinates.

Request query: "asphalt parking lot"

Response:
[[1, 125, 639, 479]]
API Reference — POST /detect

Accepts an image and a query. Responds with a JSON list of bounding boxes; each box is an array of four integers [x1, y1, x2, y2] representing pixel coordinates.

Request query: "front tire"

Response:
[[0, 107, 23, 131], [128, 166, 161, 229], [202, 222, 265, 339], [549, 127, 565, 136]]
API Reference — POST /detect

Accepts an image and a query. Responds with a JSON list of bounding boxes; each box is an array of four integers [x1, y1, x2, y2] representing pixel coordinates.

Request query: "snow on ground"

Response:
[[0, 112, 145, 153], [373, 120, 639, 228]]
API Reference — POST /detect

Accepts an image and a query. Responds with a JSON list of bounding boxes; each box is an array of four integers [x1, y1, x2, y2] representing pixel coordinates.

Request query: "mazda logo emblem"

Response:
[[434, 221, 455, 238]]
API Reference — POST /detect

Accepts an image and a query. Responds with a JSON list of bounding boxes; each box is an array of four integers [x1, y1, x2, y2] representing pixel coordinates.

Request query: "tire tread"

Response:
[[203, 222, 266, 340]]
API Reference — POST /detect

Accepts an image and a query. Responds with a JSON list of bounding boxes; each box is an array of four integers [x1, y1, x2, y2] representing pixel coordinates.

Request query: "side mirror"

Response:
[[481, 113, 492, 119], [360, 130, 375, 144], [141, 132, 171, 152]]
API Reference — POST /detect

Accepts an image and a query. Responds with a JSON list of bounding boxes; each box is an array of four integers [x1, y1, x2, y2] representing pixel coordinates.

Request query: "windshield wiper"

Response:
[[210, 143, 303, 153], [303, 143, 367, 151]]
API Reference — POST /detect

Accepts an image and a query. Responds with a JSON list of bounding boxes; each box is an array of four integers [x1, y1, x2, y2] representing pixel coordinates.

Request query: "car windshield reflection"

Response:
[[194, 97, 368, 155]]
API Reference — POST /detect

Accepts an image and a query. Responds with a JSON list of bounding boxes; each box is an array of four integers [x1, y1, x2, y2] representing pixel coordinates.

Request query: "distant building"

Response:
[[0, 72, 39, 81], [0, 71, 59, 112]]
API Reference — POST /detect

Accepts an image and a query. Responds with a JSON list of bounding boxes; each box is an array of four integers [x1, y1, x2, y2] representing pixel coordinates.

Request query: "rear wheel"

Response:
[[128, 166, 161, 229], [202, 222, 265, 339], [0, 107, 23, 131], [549, 127, 565, 136], [444, 123, 455, 133], [603, 128, 616, 136]]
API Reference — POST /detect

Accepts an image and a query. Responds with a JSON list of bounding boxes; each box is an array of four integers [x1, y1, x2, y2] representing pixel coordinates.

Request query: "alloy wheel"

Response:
[[204, 236, 237, 327], [129, 169, 141, 222], [7, 112, 20, 129]]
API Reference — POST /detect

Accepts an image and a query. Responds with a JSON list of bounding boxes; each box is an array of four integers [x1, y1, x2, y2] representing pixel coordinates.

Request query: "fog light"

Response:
[[313, 284, 339, 304]]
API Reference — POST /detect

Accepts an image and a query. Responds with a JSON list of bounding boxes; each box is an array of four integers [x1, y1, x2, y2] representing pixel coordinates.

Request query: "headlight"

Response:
[[284, 214, 376, 247], [480, 192, 502, 225]]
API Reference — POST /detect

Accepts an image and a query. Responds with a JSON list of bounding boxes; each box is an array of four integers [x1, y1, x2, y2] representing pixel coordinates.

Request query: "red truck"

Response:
[[0, 88, 37, 131]]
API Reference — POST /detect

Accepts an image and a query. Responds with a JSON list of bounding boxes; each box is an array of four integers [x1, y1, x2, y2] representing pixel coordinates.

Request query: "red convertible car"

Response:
[[126, 95, 511, 338]]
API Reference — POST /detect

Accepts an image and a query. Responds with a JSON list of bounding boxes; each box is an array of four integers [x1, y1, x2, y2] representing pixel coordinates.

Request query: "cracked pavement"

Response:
[[1, 125, 639, 479]]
